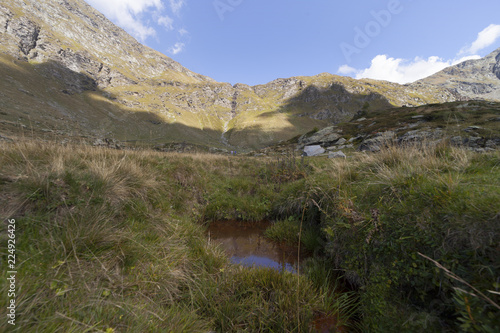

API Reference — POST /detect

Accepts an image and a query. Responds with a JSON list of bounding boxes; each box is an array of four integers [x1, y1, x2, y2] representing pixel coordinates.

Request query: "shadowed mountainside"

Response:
[[0, 0, 499, 149]]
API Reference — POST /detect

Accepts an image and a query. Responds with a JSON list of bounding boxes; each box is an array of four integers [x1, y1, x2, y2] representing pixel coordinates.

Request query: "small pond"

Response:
[[207, 220, 307, 272], [207, 220, 347, 332]]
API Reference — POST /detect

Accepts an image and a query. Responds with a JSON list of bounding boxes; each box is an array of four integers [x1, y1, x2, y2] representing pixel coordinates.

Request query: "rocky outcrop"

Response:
[[493, 52, 500, 80], [0, 0, 499, 150], [358, 131, 396, 152], [0, 0, 212, 87], [8, 16, 40, 55], [298, 126, 342, 147], [92, 138, 121, 149], [417, 48, 500, 102], [292, 101, 500, 155]]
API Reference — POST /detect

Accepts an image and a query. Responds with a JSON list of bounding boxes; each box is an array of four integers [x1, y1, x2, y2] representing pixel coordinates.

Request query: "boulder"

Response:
[[336, 137, 347, 145], [328, 150, 346, 159], [303, 145, 325, 157]]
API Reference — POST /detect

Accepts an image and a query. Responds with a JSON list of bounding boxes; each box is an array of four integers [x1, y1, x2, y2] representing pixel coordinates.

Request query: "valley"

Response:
[[0, 0, 499, 332]]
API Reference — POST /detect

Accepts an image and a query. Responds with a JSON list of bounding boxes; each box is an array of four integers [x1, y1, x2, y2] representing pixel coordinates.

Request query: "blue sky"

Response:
[[84, 0, 500, 86]]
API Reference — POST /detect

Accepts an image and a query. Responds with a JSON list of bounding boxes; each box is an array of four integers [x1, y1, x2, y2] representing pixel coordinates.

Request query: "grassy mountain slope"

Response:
[[3, 0, 499, 149]]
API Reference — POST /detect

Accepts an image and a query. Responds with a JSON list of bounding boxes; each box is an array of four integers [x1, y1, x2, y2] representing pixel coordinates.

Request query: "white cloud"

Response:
[[169, 0, 185, 15], [460, 24, 500, 55], [354, 55, 470, 84], [158, 15, 174, 30], [340, 55, 481, 84], [178, 28, 189, 36], [337, 64, 358, 75], [86, 0, 164, 41], [86, 0, 189, 42], [337, 24, 496, 84], [168, 42, 185, 54]]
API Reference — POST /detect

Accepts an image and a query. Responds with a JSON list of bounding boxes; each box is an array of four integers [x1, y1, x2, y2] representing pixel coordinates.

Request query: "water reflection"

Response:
[[207, 220, 303, 272], [208, 220, 345, 332]]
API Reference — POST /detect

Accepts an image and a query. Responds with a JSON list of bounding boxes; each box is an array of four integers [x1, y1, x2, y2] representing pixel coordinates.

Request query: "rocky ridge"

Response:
[[418, 48, 500, 101], [293, 101, 500, 157], [0, 0, 499, 149]]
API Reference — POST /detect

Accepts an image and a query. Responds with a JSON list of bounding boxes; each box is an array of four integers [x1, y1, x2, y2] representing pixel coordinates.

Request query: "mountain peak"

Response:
[[0, 0, 499, 149], [0, 0, 214, 85], [417, 46, 500, 101]]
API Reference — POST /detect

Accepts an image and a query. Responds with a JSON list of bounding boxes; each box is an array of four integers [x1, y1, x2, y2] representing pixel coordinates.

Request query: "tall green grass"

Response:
[[0, 141, 352, 332], [311, 143, 500, 332], [1, 140, 498, 332]]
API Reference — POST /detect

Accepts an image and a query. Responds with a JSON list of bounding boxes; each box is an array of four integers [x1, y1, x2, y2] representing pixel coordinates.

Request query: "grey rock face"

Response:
[[493, 52, 500, 80], [93, 138, 120, 149], [0, 5, 13, 33], [299, 126, 341, 146], [310, 109, 333, 120], [359, 131, 395, 152], [336, 138, 347, 145], [1, 0, 213, 86], [398, 128, 443, 144], [7, 16, 40, 55], [418, 47, 500, 101]]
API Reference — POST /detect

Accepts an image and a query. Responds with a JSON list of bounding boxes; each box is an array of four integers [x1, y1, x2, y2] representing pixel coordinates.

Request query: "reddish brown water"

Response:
[[207, 220, 305, 272], [207, 220, 347, 332]]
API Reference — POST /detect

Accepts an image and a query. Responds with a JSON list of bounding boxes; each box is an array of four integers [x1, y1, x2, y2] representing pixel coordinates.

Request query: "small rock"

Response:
[[303, 145, 325, 157], [93, 138, 106, 146], [464, 137, 484, 148], [450, 136, 463, 146], [486, 139, 498, 149], [0, 134, 13, 142], [465, 126, 481, 132], [411, 115, 424, 119], [93, 138, 121, 149], [359, 144, 381, 152], [336, 138, 347, 145], [328, 151, 346, 159]]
